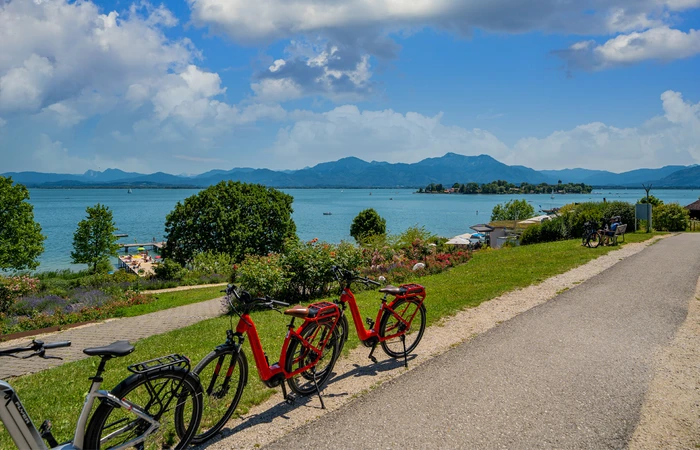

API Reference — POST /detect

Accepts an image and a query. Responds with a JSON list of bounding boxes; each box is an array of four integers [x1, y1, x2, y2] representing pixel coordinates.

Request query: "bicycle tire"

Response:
[[191, 349, 248, 444], [336, 314, 349, 354], [84, 367, 203, 450], [587, 231, 601, 248], [285, 320, 340, 396], [379, 297, 426, 358]]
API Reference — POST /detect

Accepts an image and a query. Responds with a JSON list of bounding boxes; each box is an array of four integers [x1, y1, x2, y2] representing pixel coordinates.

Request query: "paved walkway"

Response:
[[265, 234, 700, 449], [0, 295, 225, 379]]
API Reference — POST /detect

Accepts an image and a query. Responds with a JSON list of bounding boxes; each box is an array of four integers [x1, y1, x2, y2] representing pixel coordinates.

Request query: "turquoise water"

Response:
[[26, 188, 700, 272]]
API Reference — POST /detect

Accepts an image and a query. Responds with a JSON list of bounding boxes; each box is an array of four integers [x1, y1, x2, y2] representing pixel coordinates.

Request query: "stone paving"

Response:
[[0, 295, 225, 379]]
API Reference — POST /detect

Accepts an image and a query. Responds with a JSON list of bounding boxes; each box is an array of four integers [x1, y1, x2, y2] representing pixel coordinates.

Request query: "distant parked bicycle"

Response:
[[331, 266, 427, 368], [0, 339, 203, 449], [191, 285, 342, 444], [582, 220, 602, 248]]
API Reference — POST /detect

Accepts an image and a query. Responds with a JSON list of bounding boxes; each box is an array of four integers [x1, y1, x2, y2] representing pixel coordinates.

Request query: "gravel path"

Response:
[[200, 235, 689, 449], [260, 233, 700, 449]]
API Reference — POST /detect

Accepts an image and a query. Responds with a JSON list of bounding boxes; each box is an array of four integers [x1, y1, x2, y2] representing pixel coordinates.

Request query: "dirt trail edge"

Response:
[[200, 234, 697, 449]]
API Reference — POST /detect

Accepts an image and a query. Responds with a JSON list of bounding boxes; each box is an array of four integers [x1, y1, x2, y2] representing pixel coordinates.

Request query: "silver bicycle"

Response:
[[0, 339, 203, 449]]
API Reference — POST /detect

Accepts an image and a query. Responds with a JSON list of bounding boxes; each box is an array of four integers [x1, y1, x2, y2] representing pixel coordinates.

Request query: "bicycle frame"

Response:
[[0, 377, 158, 450], [338, 287, 424, 343], [233, 308, 339, 387]]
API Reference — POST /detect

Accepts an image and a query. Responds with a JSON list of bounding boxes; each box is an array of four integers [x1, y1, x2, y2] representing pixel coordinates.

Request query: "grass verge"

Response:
[[114, 286, 226, 318], [0, 233, 662, 447]]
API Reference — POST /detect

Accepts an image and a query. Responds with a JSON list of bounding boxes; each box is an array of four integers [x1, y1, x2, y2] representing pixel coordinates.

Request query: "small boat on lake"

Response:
[[323, 212, 332, 215], [128, 188, 133, 194]]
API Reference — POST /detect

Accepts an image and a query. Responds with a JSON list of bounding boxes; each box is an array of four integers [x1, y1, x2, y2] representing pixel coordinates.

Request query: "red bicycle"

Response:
[[331, 266, 427, 368], [191, 285, 342, 444]]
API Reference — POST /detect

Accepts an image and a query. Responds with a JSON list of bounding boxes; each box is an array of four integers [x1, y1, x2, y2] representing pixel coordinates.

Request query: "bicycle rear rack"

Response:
[[127, 354, 190, 375]]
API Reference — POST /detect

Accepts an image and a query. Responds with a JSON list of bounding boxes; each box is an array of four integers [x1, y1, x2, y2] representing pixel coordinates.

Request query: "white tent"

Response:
[[445, 233, 474, 245]]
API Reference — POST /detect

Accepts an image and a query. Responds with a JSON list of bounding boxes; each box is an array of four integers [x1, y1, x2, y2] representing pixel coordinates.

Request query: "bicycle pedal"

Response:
[[39, 420, 59, 448], [285, 394, 296, 405], [368, 355, 377, 363]]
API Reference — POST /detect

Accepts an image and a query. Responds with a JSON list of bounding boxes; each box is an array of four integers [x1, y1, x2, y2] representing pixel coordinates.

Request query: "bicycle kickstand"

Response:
[[367, 340, 378, 363], [280, 381, 295, 405], [401, 334, 408, 368], [311, 368, 326, 409]]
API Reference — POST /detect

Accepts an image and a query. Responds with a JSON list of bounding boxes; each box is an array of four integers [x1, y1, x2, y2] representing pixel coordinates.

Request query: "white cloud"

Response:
[[265, 90, 700, 172], [189, 0, 688, 43], [0, 0, 193, 116], [270, 105, 510, 168], [559, 27, 700, 70], [252, 42, 373, 102], [507, 90, 700, 171]]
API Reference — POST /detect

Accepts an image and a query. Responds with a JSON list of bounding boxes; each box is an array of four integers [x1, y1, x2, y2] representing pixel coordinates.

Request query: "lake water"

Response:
[[25, 188, 700, 272]]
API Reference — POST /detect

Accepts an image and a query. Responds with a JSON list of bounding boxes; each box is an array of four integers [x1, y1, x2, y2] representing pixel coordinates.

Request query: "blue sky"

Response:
[[1, 0, 699, 175]]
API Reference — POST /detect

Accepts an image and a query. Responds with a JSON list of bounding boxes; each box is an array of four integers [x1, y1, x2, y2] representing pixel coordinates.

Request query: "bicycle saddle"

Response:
[[284, 305, 314, 318], [83, 340, 135, 358], [378, 285, 406, 296]]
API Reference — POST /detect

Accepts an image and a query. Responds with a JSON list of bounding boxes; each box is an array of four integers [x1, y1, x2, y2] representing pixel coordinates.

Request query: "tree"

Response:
[[638, 195, 663, 206], [490, 199, 535, 221], [163, 181, 296, 264], [71, 203, 120, 273], [0, 176, 45, 271], [350, 208, 386, 243]]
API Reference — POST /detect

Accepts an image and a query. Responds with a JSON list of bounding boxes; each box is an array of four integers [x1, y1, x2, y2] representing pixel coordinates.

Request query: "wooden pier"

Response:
[[120, 242, 166, 252]]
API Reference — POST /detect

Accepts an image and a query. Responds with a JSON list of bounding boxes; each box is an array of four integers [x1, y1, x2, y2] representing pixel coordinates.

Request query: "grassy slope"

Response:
[[114, 286, 225, 317], [0, 233, 661, 446]]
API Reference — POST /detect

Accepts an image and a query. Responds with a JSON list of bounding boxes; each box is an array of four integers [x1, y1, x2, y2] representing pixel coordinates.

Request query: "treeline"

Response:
[[418, 180, 592, 195]]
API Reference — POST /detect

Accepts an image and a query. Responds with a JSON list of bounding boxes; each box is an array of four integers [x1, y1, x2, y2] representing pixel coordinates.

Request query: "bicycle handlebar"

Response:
[[331, 266, 381, 286], [0, 340, 71, 358]]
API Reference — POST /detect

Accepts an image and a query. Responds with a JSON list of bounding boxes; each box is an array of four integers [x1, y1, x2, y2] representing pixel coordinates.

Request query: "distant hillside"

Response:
[[2, 153, 697, 188], [654, 166, 700, 187]]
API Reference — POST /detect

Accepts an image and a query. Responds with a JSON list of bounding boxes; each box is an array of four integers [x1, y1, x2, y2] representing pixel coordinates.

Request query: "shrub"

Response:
[[0, 275, 39, 313], [520, 224, 542, 245], [653, 203, 690, 231], [235, 253, 288, 298], [350, 209, 386, 243], [153, 259, 187, 281], [602, 201, 635, 228], [190, 251, 235, 280]]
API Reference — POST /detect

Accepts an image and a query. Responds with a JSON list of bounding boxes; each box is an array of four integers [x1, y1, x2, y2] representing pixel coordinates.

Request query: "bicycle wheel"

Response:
[[379, 297, 426, 358], [285, 321, 340, 396], [587, 232, 601, 248], [336, 314, 349, 354], [84, 367, 202, 450], [191, 349, 247, 444]]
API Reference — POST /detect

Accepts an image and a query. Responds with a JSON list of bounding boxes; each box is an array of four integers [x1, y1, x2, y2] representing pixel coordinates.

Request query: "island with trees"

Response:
[[418, 180, 593, 195]]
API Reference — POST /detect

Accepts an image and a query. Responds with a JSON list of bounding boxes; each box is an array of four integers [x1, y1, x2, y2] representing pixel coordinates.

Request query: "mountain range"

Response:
[[3, 153, 699, 188]]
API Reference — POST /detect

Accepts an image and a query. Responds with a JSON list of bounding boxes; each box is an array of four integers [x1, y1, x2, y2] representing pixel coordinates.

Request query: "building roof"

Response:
[[685, 199, 700, 211], [488, 220, 532, 230], [470, 224, 494, 233]]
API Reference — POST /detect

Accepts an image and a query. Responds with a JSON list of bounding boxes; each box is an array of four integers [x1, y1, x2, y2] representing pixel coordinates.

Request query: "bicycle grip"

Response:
[[366, 278, 381, 286], [43, 341, 71, 349], [269, 299, 290, 307]]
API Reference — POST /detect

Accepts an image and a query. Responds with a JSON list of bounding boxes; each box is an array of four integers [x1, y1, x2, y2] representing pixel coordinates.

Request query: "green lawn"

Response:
[[0, 233, 662, 447], [114, 285, 226, 317]]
